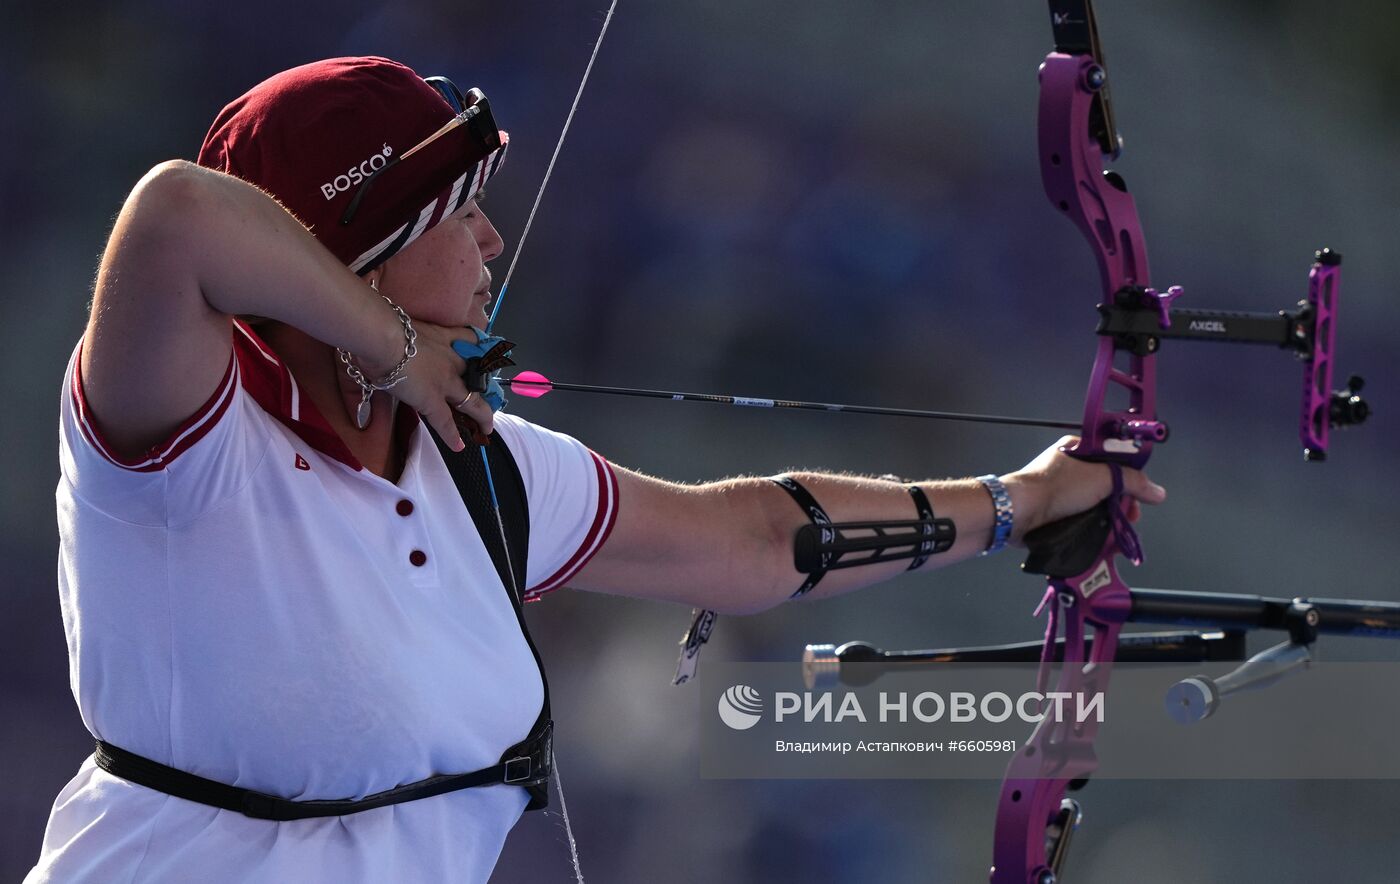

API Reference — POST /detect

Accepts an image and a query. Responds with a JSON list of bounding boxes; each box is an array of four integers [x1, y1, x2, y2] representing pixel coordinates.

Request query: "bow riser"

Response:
[[992, 38, 1153, 883], [1039, 53, 1156, 468]]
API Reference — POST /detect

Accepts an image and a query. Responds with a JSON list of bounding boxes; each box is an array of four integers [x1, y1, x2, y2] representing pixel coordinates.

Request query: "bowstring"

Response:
[[487, 0, 620, 335], [484, 4, 621, 880]]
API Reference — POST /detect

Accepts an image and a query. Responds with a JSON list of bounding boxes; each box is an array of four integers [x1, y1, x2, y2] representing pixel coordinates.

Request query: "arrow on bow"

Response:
[[502, 370, 1084, 431]]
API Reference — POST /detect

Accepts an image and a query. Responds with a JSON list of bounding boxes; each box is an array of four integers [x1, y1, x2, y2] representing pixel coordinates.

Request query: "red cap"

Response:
[[197, 56, 508, 275]]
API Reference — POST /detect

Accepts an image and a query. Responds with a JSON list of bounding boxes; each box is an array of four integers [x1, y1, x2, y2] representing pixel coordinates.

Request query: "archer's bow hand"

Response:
[[1001, 435, 1167, 544]]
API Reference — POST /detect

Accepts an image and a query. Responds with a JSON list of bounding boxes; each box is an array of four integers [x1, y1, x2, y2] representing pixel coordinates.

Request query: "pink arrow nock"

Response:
[[509, 370, 554, 399]]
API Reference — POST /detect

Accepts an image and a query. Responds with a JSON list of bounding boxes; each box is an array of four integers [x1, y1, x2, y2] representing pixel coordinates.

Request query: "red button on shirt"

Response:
[[409, 550, 427, 567], [396, 499, 414, 516]]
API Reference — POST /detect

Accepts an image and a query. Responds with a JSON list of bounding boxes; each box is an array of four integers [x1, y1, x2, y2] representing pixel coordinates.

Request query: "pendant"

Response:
[[355, 395, 372, 430]]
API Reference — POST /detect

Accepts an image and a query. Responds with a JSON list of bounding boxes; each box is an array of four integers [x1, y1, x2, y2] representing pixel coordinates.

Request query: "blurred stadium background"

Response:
[[2, 1, 1397, 881]]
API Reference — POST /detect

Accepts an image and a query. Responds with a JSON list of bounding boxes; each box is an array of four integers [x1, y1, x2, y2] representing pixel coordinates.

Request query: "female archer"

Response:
[[26, 56, 1163, 883]]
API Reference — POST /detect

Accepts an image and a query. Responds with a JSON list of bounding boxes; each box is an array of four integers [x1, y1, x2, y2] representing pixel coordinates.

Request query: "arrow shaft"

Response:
[[501, 378, 1080, 431]]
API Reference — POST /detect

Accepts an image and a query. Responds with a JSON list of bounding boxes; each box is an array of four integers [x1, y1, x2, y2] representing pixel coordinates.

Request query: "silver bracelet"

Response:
[[976, 474, 1014, 555], [338, 294, 418, 429]]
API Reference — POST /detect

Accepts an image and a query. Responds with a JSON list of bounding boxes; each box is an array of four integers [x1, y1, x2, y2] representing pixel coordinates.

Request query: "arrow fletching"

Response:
[[509, 370, 555, 399]]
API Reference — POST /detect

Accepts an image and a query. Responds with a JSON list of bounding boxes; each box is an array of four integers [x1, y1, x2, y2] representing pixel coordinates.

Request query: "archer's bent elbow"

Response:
[[118, 160, 212, 246]]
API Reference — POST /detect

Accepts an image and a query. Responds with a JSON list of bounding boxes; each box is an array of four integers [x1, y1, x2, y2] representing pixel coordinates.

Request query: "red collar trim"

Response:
[[233, 321, 419, 471]]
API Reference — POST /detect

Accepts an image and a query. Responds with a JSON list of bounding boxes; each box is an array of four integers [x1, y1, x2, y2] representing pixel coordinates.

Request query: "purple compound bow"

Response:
[[993, 2, 1366, 880], [805, 2, 1370, 881], [996, 3, 1366, 879], [984, 5, 1152, 880]]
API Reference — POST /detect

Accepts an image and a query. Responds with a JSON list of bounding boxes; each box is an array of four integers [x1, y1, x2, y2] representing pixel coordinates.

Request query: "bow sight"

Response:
[[1092, 252, 1369, 461]]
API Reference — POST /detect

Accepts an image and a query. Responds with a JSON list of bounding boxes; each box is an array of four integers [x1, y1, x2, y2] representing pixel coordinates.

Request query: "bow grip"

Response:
[[1020, 501, 1113, 578]]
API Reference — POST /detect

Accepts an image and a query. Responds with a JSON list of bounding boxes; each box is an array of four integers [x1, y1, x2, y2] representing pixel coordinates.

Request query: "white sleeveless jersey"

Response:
[[27, 322, 617, 883]]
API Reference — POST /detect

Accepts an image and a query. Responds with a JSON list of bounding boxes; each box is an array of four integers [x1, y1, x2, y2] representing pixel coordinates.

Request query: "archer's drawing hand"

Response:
[[343, 320, 496, 450], [1002, 435, 1167, 543]]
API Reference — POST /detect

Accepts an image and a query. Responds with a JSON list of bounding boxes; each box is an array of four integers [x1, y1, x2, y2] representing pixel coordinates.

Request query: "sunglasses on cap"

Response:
[[339, 77, 503, 226]]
